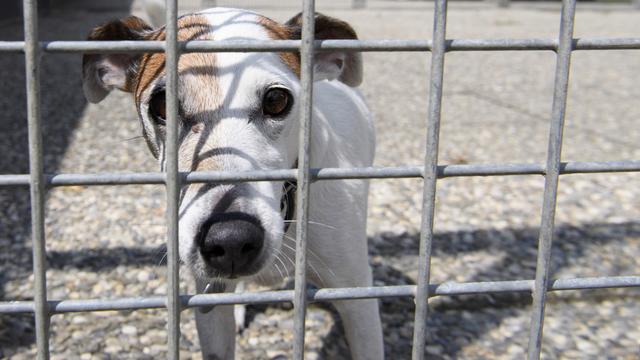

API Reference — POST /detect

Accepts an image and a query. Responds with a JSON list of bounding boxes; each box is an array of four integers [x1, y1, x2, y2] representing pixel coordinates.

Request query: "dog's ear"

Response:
[[82, 16, 153, 103], [286, 13, 362, 87]]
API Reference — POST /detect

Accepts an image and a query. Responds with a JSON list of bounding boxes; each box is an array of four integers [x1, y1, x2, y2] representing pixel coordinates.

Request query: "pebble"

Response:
[[122, 325, 138, 336], [426, 345, 443, 355]]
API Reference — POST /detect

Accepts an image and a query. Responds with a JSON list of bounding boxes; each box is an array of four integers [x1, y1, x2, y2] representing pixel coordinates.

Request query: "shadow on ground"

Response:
[[314, 221, 640, 359], [3, 221, 636, 358]]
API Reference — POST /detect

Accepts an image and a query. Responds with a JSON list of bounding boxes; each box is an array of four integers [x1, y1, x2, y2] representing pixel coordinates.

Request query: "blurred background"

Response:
[[0, 0, 638, 359]]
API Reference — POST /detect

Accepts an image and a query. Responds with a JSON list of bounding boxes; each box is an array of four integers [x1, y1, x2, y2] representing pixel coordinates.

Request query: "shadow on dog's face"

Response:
[[81, 8, 361, 282]]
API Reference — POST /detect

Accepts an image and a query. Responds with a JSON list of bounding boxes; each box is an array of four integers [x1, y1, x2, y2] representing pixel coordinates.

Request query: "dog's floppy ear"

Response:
[[286, 13, 362, 87], [82, 16, 153, 103]]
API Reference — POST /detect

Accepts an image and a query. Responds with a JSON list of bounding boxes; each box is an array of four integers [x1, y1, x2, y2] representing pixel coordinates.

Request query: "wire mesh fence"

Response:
[[0, 0, 639, 359]]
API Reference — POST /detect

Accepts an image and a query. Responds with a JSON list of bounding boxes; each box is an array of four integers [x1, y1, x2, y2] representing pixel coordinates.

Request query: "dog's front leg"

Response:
[[195, 279, 236, 360], [308, 240, 384, 359], [330, 285, 384, 360]]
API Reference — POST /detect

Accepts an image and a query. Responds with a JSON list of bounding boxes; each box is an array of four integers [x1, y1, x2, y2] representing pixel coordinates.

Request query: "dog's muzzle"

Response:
[[196, 180, 296, 278], [198, 213, 264, 277]]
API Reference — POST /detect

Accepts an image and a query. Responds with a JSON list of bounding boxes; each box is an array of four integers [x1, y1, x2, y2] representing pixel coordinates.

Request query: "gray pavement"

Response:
[[0, 1, 639, 359]]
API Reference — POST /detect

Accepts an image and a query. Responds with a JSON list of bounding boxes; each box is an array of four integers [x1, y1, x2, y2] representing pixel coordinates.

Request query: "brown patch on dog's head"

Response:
[[134, 15, 217, 104], [82, 14, 221, 161], [257, 16, 301, 77], [258, 12, 362, 87], [82, 16, 153, 102], [285, 12, 358, 42], [82, 14, 217, 104]]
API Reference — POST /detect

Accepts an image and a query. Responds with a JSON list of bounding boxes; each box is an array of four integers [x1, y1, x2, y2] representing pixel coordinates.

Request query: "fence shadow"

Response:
[[314, 221, 640, 359], [11, 221, 634, 358], [2, 158, 637, 359]]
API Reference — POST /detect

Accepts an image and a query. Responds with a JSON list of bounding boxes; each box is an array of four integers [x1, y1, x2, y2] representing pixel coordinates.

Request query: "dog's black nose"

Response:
[[198, 213, 264, 276]]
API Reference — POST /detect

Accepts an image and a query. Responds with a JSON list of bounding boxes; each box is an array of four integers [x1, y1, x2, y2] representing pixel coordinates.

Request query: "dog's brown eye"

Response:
[[263, 87, 292, 118], [149, 90, 166, 125]]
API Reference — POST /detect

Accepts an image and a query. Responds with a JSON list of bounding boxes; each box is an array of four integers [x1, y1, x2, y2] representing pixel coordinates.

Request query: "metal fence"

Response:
[[0, 0, 639, 359]]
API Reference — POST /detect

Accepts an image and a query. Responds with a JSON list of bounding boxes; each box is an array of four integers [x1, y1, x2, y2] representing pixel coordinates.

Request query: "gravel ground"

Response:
[[1, 1, 639, 359]]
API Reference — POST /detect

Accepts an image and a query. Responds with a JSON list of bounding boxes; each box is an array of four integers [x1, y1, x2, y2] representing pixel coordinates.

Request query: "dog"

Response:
[[81, 7, 383, 360]]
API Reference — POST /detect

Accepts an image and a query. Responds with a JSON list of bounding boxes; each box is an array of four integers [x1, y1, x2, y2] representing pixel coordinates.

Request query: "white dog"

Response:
[[82, 7, 383, 359]]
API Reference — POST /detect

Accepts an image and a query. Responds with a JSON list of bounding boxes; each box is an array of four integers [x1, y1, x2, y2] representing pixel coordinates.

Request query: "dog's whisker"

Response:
[[305, 259, 325, 288], [282, 234, 337, 281], [279, 240, 325, 287], [268, 245, 292, 282], [276, 253, 290, 280], [279, 253, 291, 279], [121, 135, 145, 142], [272, 256, 285, 281], [283, 220, 337, 230], [158, 251, 168, 266], [129, 223, 166, 226]]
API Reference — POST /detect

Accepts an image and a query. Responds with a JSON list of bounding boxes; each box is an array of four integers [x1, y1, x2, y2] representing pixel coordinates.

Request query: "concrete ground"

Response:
[[0, 1, 638, 359]]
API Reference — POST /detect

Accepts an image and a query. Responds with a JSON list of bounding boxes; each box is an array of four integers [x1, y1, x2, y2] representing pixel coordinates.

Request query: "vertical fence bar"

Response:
[[292, 0, 316, 358], [411, 0, 448, 359], [527, 0, 576, 358], [165, 0, 181, 359], [23, 0, 50, 358]]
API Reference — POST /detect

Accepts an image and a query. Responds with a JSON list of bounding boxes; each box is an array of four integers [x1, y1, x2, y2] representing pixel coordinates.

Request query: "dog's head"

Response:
[[81, 8, 361, 281]]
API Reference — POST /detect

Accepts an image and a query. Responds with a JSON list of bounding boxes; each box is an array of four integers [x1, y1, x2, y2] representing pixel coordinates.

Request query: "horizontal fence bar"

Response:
[[0, 160, 637, 187], [0, 276, 637, 315], [0, 38, 639, 54]]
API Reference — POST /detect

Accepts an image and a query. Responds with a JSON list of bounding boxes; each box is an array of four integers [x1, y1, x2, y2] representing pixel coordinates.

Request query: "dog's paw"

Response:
[[234, 304, 246, 333], [234, 281, 246, 333]]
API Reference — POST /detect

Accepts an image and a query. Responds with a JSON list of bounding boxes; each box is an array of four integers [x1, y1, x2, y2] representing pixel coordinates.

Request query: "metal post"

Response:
[[292, 0, 316, 358], [527, 0, 576, 358], [23, 0, 50, 358], [165, 0, 182, 358], [411, 0, 447, 358]]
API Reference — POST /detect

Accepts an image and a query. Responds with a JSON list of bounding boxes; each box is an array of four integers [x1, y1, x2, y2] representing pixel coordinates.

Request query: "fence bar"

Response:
[[164, 0, 181, 358], [412, 0, 448, 358], [22, 0, 50, 358], [1, 160, 638, 187], [527, 0, 577, 358], [0, 37, 639, 54], [292, 0, 316, 358], [2, 275, 637, 315]]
